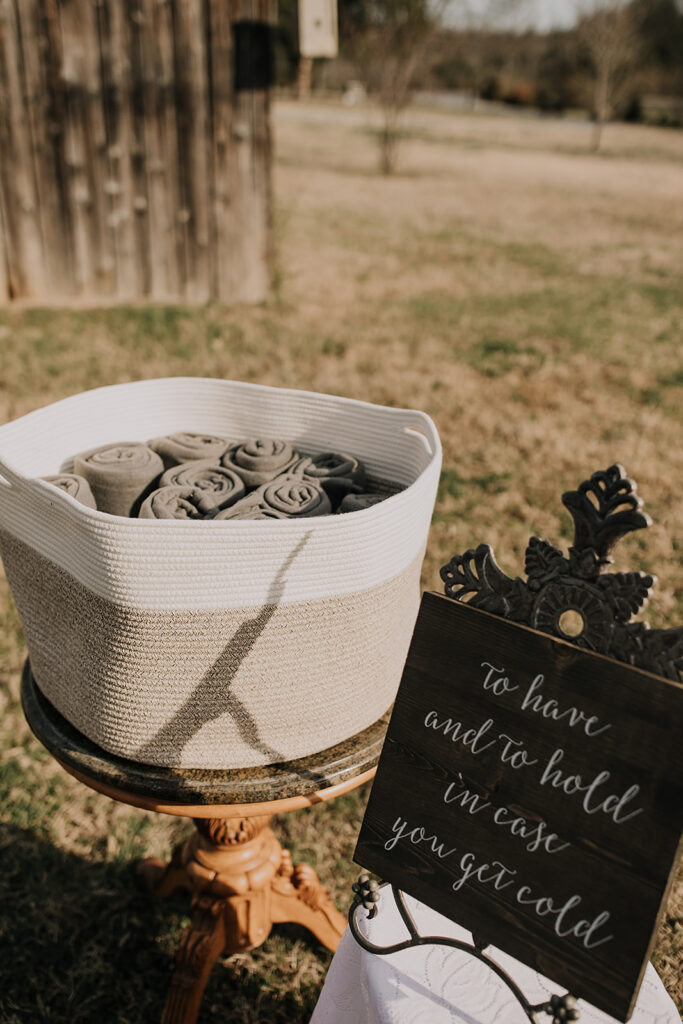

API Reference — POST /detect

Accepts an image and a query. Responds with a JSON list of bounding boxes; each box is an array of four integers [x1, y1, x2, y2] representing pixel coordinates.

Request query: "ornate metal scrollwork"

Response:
[[440, 464, 682, 681], [349, 881, 580, 1024]]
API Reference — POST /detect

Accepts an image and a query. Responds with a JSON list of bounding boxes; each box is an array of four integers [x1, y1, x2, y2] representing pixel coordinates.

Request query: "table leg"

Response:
[[271, 848, 347, 951], [162, 894, 228, 1024], [139, 814, 346, 1024]]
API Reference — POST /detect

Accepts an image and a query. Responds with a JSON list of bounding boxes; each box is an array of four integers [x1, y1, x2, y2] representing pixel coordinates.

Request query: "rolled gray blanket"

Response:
[[338, 493, 386, 513], [148, 432, 231, 469], [42, 473, 97, 509], [73, 443, 164, 517], [160, 461, 246, 511], [260, 477, 332, 518], [138, 485, 219, 520], [214, 505, 289, 520], [221, 439, 298, 489], [291, 451, 366, 509]]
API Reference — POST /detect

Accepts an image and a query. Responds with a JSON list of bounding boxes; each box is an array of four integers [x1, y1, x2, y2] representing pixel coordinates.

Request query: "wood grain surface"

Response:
[[0, 0, 273, 304], [355, 593, 683, 1022]]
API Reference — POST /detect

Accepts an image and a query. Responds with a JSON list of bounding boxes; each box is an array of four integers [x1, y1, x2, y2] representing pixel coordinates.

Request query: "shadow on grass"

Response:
[[0, 824, 326, 1024]]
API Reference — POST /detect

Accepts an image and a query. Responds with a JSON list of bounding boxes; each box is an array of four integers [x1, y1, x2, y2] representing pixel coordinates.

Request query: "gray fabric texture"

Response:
[[73, 443, 164, 517], [42, 474, 97, 509], [148, 432, 231, 468]]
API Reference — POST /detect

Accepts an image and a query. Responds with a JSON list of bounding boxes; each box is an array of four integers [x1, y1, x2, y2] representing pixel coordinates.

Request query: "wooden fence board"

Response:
[[14, 0, 71, 298], [207, 0, 233, 301], [173, 0, 211, 301], [137, 0, 174, 299], [96, 0, 138, 299], [149, 0, 187, 296], [229, 0, 272, 303], [0, 201, 8, 302], [57, 0, 115, 295], [0, 0, 17, 298], [0, 0, 47, 298]]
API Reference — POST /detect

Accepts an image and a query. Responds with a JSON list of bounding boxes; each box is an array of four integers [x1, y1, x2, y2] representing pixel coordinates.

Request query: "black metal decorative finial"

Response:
[[352, 874, 381, 918], [440, 464, 682, 682], [542, 993, 580, 1023]]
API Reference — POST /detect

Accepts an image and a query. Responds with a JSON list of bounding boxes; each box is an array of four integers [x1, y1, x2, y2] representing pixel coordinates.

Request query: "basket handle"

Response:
[[399, 411, 440, 458], [0, 453, 28, 491]]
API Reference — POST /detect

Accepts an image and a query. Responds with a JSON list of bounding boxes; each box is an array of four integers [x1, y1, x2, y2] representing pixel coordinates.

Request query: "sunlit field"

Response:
[[0, 98, 681, 1022]]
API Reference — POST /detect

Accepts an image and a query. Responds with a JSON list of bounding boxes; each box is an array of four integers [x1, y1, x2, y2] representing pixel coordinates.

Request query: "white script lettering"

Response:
[[516, 886, 613, 949], [480, 662, 519, 696], [452, 851, 517, 893], [423, 712, 498, 755], [540, 749, 644, 824], [521, 675, 611, 737], [384, 817, 457, 860]]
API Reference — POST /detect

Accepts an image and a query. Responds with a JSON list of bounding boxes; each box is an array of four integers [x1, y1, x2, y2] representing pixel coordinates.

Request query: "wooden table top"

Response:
[[21, 661, 388, 818]]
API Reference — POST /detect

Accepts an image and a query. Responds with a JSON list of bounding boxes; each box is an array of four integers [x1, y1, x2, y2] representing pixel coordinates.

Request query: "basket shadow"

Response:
[[133, 533, 322, 776]]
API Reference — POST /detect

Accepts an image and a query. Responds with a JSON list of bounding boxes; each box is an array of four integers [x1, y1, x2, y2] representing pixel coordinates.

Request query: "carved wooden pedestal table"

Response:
[[21, 662, 388, 1024]]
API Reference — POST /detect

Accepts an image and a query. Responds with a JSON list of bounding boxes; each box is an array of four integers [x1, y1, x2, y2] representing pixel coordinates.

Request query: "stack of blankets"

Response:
[[42, 433, 395, 519]]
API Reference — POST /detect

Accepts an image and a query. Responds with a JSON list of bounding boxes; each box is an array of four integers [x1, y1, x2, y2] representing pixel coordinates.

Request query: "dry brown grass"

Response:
[[0, 97, 681, 1021]]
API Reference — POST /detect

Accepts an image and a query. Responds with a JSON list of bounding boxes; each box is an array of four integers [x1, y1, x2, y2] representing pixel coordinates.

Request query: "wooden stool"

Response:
[[21, 663, 387, 1024]]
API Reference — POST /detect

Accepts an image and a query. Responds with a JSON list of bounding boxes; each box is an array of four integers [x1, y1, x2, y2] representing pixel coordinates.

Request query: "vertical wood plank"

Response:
[[98, 0, 138, 299], [0, 0, 47, 298], [43, 0, 78, 296], [0, 0, 18, 299], [173, 0, 211, 302], [22, 0, 72, 299], [54, 0, 92, 295], [136, 0, 175, 298], [57, 0, 116, 298], [150, 0, 187, 296], [125, 0, 152, 296], [226, 0, 272, 303], [207, 0, 232, 301], [15, 0, 74, 299], [0, 201, 9, 302]]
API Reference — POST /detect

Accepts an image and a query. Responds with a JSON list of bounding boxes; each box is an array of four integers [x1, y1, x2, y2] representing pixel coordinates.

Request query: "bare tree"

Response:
[[578, 0, 641, 151], [350, 0, 528, 174], [350, 0, 445, 174]]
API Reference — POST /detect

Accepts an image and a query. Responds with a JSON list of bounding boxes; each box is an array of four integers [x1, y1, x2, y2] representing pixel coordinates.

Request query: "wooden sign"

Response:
[[298, 0, 338, 58], [355, 594, 683, 1020]]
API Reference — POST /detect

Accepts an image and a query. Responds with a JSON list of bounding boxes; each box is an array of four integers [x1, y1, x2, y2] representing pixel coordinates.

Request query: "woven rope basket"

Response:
[[0, 378, 441, 769]]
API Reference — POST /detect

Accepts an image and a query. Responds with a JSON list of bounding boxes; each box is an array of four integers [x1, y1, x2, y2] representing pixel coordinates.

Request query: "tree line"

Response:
[[274, 0, 683, 129]]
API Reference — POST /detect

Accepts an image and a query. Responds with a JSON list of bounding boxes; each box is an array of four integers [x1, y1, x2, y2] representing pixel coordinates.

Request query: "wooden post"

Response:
[[297, 55, 313, 98], [0, 0, 48, 299], [0, 202, 8, 301]]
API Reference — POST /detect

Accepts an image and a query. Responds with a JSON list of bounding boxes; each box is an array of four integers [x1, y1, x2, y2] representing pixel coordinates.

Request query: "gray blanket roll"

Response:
[[73, 443, 164, 517], [291, 451, 366, 509], [42, 474, 97, 509], [138, 485, 219, 519], [260, 477, 332, 517], [148, 432, 231, 468], [214, 505, 289, 520], [221, 439, 298, 488], [160, 461, 246, 511], [338, 493, 386, 513]]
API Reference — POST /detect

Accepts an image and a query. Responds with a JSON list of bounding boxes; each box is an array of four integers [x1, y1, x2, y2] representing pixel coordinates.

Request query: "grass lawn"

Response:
[[0, 99, 681, 1022]]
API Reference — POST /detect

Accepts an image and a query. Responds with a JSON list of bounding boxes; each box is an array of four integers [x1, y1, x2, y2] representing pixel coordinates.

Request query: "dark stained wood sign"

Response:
[[355, 594, 683, 1021]]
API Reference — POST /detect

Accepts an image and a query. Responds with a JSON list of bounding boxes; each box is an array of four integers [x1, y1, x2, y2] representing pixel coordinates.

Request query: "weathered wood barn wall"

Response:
[[0, 0, 274, 304]]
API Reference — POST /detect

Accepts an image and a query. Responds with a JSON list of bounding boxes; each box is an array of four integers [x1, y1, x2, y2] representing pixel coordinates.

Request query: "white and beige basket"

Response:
[[0, 378, 441, 770]]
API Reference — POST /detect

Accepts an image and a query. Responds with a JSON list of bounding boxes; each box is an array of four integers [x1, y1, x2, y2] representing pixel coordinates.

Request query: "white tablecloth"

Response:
[[311, 889, 680, 1024]]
